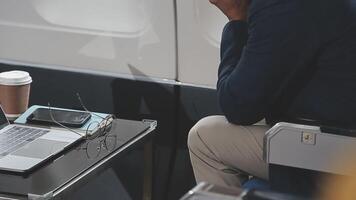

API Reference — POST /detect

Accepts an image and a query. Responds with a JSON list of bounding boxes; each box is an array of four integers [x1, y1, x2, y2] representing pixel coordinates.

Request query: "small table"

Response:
[[0, 119, 157, 200]]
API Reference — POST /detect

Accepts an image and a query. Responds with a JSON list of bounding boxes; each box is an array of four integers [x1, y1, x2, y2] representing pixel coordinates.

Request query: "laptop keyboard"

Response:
[[0, 126, 49, 157]]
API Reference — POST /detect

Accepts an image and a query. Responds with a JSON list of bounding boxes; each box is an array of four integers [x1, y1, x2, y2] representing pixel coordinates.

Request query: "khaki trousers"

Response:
[[187, 115, 270, 188]]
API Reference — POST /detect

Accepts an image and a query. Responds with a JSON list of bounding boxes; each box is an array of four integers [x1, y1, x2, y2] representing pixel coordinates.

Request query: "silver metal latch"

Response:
[[302, 132, 316, 145]]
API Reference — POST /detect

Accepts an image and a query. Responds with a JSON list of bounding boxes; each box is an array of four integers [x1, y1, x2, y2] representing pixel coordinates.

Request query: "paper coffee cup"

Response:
[[0, 71, 32, 120]]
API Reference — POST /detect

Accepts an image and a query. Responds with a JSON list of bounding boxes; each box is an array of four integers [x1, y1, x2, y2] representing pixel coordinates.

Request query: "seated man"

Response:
[[188, 0, 356, 188]]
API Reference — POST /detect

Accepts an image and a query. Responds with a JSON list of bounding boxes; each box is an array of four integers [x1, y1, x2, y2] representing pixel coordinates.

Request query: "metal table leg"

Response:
[[143, 140, 153, 200]]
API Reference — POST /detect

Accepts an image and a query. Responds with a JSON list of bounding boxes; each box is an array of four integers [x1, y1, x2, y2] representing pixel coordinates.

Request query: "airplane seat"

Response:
[[241, 121, 356, 197], [262, 121, 356, 197]]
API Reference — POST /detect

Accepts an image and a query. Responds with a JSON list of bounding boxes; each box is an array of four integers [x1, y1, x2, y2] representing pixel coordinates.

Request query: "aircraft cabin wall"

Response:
[[0, 0, 226, 88], [176, 0, 227, 87], [0, 0, 176, 81]]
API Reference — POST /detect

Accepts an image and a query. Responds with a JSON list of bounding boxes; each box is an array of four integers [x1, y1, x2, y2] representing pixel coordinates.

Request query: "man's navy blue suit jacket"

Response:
[[217, 0, 356, 127]]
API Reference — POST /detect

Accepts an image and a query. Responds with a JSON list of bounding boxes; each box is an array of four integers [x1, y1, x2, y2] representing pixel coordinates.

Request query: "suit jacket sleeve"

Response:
[[217, 1, 316, 125]]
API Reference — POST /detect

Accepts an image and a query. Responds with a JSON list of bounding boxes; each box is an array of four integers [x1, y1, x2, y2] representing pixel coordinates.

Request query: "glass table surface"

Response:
[[0, 118, 156, 199]]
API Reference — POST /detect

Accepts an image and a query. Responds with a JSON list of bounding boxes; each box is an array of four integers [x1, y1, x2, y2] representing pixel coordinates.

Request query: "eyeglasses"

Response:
[[47, 93, 118, 159], [83, 127, 118, 159]]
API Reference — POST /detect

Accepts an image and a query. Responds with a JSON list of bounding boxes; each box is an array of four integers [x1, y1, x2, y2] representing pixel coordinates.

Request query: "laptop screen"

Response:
[[0, 106, 9, 130]]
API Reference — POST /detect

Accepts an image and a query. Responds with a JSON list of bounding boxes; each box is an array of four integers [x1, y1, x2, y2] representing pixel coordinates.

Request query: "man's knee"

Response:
[[187, 116, 224, 152], [187, 120, 201, 152]]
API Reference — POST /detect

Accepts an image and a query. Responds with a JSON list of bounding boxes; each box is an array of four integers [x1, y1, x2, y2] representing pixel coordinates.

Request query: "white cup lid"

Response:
[[0, 71, 32, 86]]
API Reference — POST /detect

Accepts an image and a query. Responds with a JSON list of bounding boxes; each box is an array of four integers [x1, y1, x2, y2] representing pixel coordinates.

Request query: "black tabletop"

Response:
[[0, 119, 155, 198]]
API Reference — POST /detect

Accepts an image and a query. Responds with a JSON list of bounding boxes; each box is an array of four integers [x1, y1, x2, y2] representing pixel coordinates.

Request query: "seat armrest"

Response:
[[264, 122, 356, 175], [320, 126, 356, 137], [285, 118, 356, 136], [180, 182, 308, 200]]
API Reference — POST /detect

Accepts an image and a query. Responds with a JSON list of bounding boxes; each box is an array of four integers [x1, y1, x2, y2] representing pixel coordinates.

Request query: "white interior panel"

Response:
[[177, 0, 227, 87], [0, 0, 176, 80]]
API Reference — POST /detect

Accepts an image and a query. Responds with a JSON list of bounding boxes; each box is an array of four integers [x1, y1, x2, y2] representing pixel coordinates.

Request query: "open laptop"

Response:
[[0, 106, 82, 173]]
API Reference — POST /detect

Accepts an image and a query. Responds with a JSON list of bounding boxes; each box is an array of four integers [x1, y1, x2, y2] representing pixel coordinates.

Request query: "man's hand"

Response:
[[209, 0, 249, 21]]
